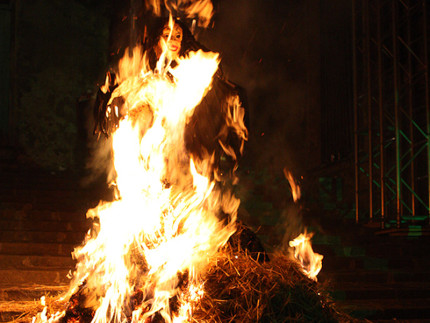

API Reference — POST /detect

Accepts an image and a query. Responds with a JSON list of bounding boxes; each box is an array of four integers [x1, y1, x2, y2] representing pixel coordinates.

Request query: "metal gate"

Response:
[[352, 0, 430, 232]]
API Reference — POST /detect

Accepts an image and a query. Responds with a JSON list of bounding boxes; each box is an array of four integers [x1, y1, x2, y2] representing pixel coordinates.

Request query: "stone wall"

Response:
[[12, 0, 110, 171]]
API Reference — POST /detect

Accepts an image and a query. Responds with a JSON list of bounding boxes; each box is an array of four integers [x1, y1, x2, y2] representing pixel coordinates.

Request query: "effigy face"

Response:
[[157, 23, 183, 60]]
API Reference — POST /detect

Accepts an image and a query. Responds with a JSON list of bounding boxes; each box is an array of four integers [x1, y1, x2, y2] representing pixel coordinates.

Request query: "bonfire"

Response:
[[26, 2, 352, 322]]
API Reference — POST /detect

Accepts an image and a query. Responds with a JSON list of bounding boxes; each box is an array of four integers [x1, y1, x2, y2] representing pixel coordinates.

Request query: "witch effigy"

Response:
[[93, 16, 248, 184], [92, 14, 267, 261], [51, 12, 271, 322], [30, 4, 350, 322]]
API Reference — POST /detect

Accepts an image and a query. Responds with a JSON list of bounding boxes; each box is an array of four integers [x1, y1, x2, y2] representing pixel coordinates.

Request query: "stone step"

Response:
[[0, 187, 110, 211], [0, 208, 88, 222], [321, 253, 430, 273], [0, 269, 71, 286], [0, 194, 95, 207], [320, 255, 387, 273], [313, 243, 365, 258], [374, 319, 430, 323], [0, 171, 110, 194], [0, 285, 69, 302], [0, 230, 87, 244], [314, 241, 430, 260], [0, 181, 108, 201], [336, 297, 430, 321], [0, 177, 81, 192], [328, 281, 430, 301], [0, 242, 77, 257], [359, 240, 430, 257], [0, 255, 75, 270], [319, 269, 430, 284], [0, 186, 81, 195], [0, 220, 91, 232], [0, 195, 92, 209], [0, 200, 94, 213]]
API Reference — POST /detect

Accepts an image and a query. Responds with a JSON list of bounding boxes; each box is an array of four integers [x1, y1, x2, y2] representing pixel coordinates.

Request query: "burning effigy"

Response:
[[27, 1, 352, 322]]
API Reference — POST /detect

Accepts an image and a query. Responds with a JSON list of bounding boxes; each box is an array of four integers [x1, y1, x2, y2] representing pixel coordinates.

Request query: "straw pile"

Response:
[[191, 247, 348, 322], [18, 226, 354, 322], [57, 249, 351, 322], [4, 290, 68, 323]]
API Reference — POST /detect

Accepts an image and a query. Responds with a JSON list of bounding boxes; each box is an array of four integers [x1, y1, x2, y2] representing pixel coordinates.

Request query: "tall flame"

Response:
[[34, 23, 244, 322], [283, 168, 301, 203]]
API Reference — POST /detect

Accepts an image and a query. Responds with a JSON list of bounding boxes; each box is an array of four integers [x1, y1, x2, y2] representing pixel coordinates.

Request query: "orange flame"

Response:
[[146, 0, 214, 28], [34, 18, 246, 320], [289, 231, 323, 281], [283, 168, 301, 203], [82, 51, 235, 322]]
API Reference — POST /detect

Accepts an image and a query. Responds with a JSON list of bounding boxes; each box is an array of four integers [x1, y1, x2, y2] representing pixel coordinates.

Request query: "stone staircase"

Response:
[[252, 212, 430, 322], [0, 149, 104, 322], [2, 148, 430, 322], [238, 166, 430, 323], [312, 221, 430, 322]]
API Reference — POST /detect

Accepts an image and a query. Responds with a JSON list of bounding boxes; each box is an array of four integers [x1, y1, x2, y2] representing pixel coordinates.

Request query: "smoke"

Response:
[[278, 201, 305, 252], [198, 0, 317, 175], [194, 0, 319, 247], [79, 98, 116, 189], [84, 136, 115, 186]]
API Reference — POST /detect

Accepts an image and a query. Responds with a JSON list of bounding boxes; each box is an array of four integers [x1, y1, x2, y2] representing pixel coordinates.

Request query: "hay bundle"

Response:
[[192, 248, 346, 323]]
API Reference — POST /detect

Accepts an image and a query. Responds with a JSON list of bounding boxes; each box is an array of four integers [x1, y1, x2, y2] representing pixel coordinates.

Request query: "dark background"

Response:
[[0, 0, 354, 238], [3, 4, 430, 320]]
